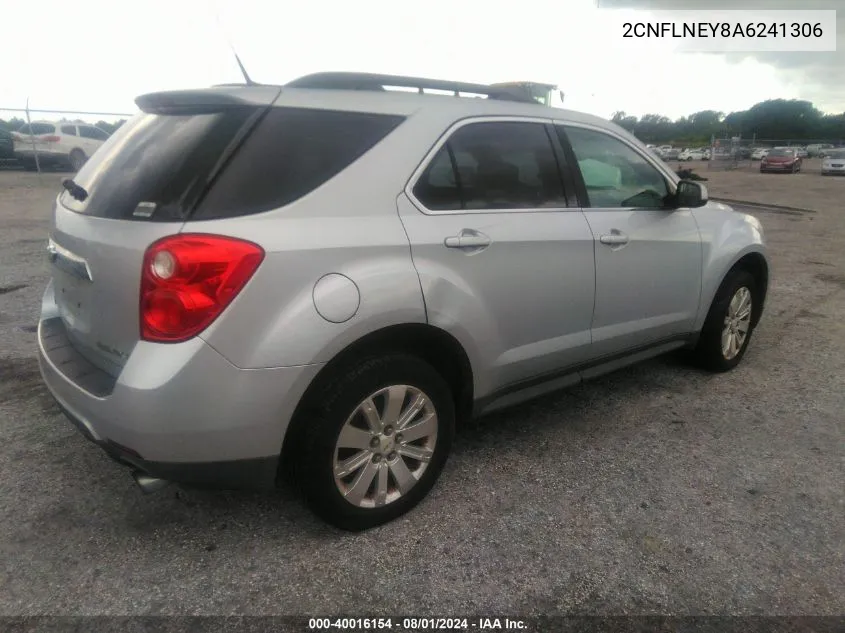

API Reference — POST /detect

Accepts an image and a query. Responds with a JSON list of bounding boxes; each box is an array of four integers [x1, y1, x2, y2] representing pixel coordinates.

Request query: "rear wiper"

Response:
[[61, 178, 88, 202]]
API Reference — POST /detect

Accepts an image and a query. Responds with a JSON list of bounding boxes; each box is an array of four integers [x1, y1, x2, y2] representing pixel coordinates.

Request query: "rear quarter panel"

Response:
[[692, 202, 767, 331], [184, 108, 450, 369]]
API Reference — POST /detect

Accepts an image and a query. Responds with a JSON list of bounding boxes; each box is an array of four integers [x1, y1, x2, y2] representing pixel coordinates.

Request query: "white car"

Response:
[[821, 150, 845, 175], [678, 148, 706, 161], [795, 147, 809, 158], [12, 121, 110, 171], [751, 148, 770, 160]]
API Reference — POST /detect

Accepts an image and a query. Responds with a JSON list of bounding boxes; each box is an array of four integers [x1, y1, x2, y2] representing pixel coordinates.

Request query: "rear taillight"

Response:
[[41, 135, 60, 143], [140, 234, 264, 343]]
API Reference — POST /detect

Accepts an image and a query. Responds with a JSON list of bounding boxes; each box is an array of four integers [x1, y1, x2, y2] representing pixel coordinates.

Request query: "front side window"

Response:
[[78, 126, 100, 139], [413, 121, 566, 211], [561, 126, 669, 209]]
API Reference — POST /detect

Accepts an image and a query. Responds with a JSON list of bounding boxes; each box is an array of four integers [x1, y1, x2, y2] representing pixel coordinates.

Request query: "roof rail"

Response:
[[283, 72, 538, 104]]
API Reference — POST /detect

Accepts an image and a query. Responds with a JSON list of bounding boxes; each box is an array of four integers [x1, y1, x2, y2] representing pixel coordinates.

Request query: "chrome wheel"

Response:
[[721, 286, 752, 360], [333, 385, 438, 509]]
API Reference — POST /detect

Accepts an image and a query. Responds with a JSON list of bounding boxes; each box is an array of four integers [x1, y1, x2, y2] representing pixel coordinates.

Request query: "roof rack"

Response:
[[283, 72, 538, 104]]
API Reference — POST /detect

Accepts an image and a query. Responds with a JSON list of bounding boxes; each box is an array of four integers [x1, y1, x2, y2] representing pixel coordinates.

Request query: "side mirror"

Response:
[[673, 179, 708, 208]]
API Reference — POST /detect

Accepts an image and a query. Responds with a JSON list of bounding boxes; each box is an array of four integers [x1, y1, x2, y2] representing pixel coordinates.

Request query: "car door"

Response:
[[398, 118, 596, 397], [555, 123, 702, 359]]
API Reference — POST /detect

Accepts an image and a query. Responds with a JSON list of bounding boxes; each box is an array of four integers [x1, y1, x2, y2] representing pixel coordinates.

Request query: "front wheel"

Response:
[[294, 354, 455, 531], [692, 269, 758, 372]]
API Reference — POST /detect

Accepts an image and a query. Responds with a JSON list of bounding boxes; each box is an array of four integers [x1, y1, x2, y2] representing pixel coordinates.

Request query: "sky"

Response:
[[1, 0, 841, 123]]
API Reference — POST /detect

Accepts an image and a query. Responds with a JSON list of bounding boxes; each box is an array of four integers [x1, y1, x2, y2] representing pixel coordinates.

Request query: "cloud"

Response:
[[599, 0, 845, 112]]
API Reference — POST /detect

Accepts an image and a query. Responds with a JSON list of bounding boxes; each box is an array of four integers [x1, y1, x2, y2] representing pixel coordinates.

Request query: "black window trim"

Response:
[[405, 115, 575, 215], [554, 121, 680, 211]]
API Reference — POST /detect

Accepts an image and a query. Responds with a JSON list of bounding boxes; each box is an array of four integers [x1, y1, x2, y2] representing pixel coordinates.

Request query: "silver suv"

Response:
[[37, 72, 768, 530]]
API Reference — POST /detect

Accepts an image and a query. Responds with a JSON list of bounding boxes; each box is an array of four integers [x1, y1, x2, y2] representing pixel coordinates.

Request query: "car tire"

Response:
[[692, 268, 758, 373], [294, 353, 455, 531], [69, 149, 86, 172]]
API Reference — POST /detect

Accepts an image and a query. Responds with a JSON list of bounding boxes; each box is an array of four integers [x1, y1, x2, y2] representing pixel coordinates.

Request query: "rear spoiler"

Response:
[[135, 86, 282, 115]]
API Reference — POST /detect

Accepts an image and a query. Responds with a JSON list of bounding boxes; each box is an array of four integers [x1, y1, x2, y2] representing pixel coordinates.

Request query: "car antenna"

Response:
[[231, 48, 256, 86], [209, 0, 256, 86]]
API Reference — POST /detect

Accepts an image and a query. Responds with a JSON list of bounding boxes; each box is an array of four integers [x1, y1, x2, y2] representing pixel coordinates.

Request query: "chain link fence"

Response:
[[707, 136, 756, 170], [0, 106, 134, 173], [750, 139, 845, 158]]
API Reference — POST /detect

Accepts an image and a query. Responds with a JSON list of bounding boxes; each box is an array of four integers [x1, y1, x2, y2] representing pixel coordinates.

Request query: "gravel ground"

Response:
[[0, 171, 843, 616]]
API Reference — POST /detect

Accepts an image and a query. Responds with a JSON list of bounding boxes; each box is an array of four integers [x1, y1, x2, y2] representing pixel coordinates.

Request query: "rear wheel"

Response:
[[692, 269, 757, 372], [69, 149, 86, 172], [294, 354, 455, 531]]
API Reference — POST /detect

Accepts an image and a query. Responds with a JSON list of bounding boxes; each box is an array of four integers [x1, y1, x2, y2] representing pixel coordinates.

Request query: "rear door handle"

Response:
[[444, 230, 491, 250], [599, 231, 629, 246]]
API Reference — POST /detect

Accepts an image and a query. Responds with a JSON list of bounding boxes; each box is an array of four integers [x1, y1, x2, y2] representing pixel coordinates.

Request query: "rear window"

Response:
[[61, 125, 77, 136], [193, 108, 405, 219], [60, 107, 261, 220], [61, 107, 404, 221], [18, 123, 55, 135]]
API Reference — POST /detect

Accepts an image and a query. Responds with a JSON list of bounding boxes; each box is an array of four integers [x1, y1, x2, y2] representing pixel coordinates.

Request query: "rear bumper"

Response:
[[37, 283, 322, 489]]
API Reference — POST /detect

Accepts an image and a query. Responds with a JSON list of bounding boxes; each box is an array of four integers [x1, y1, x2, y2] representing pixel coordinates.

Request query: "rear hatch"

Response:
[[48, 85, 281, 376], [13, 122, 60, 153]]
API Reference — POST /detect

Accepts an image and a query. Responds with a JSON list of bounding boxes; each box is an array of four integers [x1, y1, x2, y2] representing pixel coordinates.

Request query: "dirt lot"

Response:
[[670, 157, 844, 212], [0, 171, 843, 616]]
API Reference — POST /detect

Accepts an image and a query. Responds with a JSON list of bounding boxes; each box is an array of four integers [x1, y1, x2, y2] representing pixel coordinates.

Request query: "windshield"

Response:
[[768, 149, 793, 157], [826, 150, 845, 159]]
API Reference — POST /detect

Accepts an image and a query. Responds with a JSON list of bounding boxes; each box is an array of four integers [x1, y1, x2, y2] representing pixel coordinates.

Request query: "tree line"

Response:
[[2, 97, 844, 145], [612, 99, 845, 145]]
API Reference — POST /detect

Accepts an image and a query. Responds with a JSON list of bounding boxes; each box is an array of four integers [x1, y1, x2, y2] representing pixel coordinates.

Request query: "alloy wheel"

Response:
[[333, 384, 438, 508], [721, 286, 752, 360]]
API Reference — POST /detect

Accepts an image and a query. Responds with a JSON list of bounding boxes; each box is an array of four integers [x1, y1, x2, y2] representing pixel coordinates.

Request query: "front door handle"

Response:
[[599, 231, 629, 246], [444, 230, 491, 250]]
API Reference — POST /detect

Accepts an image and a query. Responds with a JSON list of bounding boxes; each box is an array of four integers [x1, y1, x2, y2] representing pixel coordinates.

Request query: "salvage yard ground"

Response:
[[0, 170, 842, 615]]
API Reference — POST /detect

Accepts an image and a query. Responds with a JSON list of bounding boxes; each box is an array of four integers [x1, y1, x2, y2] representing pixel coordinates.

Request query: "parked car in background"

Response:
[[807, 143, 834, 157], [794, 146, 809, 158], [821, 149, 845, 176], [760, 147, 802, 173], [12, 121, 110, 171], [751, 148, 770, 160], [0, 129, 15, 160], [678, 148, 706, 161], [662, 147, 681, 160], [36, 71, 769, 530]]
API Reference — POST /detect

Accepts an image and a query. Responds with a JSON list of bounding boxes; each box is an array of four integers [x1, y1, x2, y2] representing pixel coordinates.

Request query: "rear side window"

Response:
[[412, 121, 566, 211], [194, 108, 406, 219], [61, 107, 260, 220], [61, 125, 77, 136]]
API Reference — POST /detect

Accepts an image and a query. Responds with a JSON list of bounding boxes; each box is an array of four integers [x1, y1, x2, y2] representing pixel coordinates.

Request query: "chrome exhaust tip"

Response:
[[132, 471, 170, 494]]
